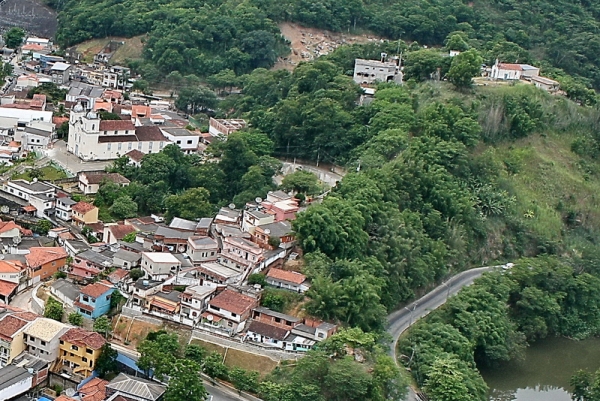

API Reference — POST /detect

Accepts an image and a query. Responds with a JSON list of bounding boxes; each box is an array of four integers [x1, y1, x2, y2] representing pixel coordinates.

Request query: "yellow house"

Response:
[[71, 202, 99, 228], [58, 328, 106, 378], [0, 308, 38, 368]]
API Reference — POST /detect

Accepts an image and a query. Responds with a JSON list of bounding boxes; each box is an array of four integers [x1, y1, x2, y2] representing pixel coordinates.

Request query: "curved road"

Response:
[[386, 265, 503, 400]]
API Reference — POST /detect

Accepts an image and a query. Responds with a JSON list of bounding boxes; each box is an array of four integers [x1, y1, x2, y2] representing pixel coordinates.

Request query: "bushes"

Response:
[[44, 297, 63, 321]]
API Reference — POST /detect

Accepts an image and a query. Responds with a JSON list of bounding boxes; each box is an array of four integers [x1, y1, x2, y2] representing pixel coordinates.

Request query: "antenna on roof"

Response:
[[264, 229, 271, 235], [255, 197, 262, 204], [228, 203, 236, 209], [12, 236, 21, 246]]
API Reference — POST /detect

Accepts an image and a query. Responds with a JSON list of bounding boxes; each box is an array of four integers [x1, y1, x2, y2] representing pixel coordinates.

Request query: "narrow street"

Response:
[[9, 285, 35, 312]]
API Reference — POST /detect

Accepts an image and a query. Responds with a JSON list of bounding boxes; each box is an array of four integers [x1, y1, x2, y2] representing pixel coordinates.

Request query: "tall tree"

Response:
[[164, 360, 208, 401], [96, 343, 118, 378]]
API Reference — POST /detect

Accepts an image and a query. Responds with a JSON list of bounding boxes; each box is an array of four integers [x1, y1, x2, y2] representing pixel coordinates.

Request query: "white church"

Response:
[[67, 103, 171, 161]]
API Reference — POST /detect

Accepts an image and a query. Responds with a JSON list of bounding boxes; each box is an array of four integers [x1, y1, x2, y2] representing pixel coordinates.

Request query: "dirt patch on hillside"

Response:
[[112, 315, 162, 348], [0, 0, 57, 38], [74, 36, 144, 64], [275, 22, 383, 71]]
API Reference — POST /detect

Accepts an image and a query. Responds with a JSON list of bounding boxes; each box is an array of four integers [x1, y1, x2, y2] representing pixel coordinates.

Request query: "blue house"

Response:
[[75, 280, 115, 319]]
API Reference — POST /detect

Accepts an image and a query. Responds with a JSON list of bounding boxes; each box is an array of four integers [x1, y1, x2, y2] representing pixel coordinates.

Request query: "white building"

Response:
[[179, 284, 217, 323], [161, 128, 200, 154], [56, 196, 77, 221], [50, 62, 71, 85], [67, 105, 171, 161], [23, 318, 69, 362], [102, 66, 130, 89], [141, 252, 181, 280], [0, 366, 33, 401], [0, 108, 53, 125], [19, 127, 55, 151], [204, 289, 258, 333], [2, 180, 55, 202], [353, 58, 403, 85], [266, 268, 310, 293], [490, 60, 540, 80], [186, 236, 218, 264]]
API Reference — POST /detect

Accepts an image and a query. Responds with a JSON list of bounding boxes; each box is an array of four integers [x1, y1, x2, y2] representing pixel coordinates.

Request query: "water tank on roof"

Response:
[[142, 280, 149, 286]]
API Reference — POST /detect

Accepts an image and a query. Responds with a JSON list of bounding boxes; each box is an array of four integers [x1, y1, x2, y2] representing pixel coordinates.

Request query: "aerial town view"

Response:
[[1, 0, 600, 400]]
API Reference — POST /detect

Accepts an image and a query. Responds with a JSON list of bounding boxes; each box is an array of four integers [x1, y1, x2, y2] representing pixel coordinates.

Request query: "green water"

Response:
[[481, 337, 600, 401]]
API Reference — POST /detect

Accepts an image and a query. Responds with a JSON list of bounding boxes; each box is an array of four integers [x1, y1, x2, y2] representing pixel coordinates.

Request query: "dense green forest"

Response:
[[50, 0, 600, 90]]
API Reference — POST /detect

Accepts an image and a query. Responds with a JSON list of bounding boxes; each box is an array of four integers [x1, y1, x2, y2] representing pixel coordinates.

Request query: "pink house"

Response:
[[69, 259, 101, 283], [261, 199, 299, 222], [219, 236, 264, 271]]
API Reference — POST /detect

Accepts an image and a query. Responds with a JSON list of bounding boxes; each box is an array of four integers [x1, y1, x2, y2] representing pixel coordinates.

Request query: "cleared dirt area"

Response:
[[74, 36, 144, 64], [190, 338, 279, 376], [274, 22, 383, 71], [112, 315, 162, 348]]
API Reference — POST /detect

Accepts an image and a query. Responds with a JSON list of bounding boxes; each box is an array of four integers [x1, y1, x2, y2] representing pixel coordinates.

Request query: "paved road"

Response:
[[9, 286, 35, 312], [386, 265, 503, 401]]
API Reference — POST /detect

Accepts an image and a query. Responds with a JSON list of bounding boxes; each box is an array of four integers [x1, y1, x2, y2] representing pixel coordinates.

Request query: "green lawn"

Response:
[[12, 166, 67, 182]]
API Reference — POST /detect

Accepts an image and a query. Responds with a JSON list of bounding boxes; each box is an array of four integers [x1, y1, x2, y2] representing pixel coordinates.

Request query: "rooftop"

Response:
[[267, 268, 307, 285], [258, 221, 293, 238], [247, 320, 289, 341], [9, 179, 54, 193], [209, 289, 257, 315], [80, 171, 130, 185], [25, 247, 67, 268], [114, 248, 141, 262], [169, 217, 197, 231], [253, 306, 300, 323], [99, 120, 135, 132], [106, 373, 165, 401], [72, 201, 96, 214], [24, 317, 67, 342], [188, 236, 217, 248], [125, 149, 145, 162], [80, 281, 113, 298], [51, 279, 80, 302], [60, 328, 106, 350], [198, 262, 240, 280], [142, 252, 180, 264], [0, 365, 32, 388], [134, 278, 162, 291]]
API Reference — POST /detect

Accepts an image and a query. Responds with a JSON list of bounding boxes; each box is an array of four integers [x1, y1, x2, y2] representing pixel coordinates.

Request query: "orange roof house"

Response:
[[26, 247, 68, 280], [266, 268, 310, 293]]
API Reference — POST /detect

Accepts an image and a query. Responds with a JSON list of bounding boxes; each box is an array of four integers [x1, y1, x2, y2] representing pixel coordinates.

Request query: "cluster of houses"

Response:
[[0, 167, 335, 354], [0, 304, 166, 401], [487, 59, 560, 92]]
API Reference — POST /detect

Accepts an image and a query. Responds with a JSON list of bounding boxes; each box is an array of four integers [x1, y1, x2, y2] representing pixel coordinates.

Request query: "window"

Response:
[[104, 131, 107, 135], [187, 140, 193, 144], [149, 142, 153, 150], [138, 142, 142, 150], [125, 130, 129, 134], [231, 312, 237, 317], [318, 332, 325, 338], [274, 317, 281, 323], [114, 130, 118, 135], [41, 340, 46, 346], [86, 348, 93, 354], [59, 340, 64, 345], [107, 143, 111, 151], [82, 296, 89, 302], [82, 357, 88, 362], [128, 142, 132, 150], [71, 345, 79, 351], [118, 143, 122, 151], [176, 140, 181, 144], [160, 141, 164, 149]]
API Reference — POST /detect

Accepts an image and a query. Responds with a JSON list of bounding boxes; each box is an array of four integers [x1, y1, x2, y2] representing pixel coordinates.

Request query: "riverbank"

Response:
[[482, 337, 600, 401]]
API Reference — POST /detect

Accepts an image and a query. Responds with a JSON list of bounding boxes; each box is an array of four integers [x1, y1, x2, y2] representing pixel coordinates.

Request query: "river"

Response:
[[481, 337, 600, 401]]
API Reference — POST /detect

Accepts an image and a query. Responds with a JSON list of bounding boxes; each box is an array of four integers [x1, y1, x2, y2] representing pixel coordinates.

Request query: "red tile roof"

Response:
[[25, 247, 67, 268], [0, 221, 23, 234], [0, 260, 24, 274], [74, 300, 94, 312], [0, 280, 17, 296], [497, 63, 523, 71], [209, 289, 257, 315], [266, 268, 306, 285], [0, 314, 30, 341], [80, 172, 130, 185], [80, 281, 113, 298], [79, 377, 108, 401], [99, 120, 135, 131], [72, 201, 96, 214], [60, 328, 106, 350], [135, 125, 167, 142], [109, 268, 129, 281], [108, 224, 136, 240], [125, 149, 145, 162]]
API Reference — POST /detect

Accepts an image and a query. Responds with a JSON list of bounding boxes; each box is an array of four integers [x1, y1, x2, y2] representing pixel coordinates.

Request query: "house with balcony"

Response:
[[130, 279, 163, 308], [74, 281, 115, 319], [161, 128, 200, 154], [196, 262, 242, 285], [219, 236, 264, 273], [241, 209, 275, 235], [141, 252, 181, 281], [186, 236, 218, 264], [55, 196, 77, 221], [179, 284, 218, 324], [58, 328, 106, 379], [261, 198, 299, 222], [203, 289, 259, 334], [0, 307, 38, 368], [146, 290, 181, 317], [23, 318, 70, 362]]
